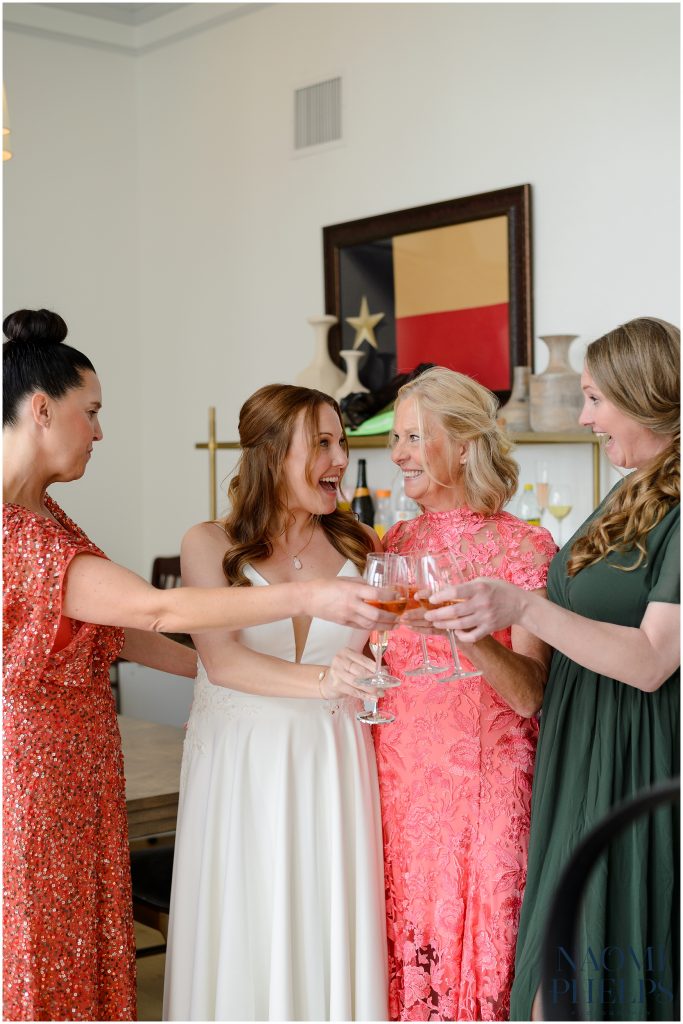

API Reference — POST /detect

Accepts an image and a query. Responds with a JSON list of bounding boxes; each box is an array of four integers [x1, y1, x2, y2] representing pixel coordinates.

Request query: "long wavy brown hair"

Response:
[[221, 384, 374, 586], [567, 317, 679, 576]]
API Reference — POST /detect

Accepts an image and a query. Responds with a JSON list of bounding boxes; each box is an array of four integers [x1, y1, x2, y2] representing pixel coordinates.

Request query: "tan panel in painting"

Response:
[[393, 216, 509, 317]]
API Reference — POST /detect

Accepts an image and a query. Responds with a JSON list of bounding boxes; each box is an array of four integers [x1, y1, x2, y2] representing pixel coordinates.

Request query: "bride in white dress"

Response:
[[163, 385, 390, 1022]]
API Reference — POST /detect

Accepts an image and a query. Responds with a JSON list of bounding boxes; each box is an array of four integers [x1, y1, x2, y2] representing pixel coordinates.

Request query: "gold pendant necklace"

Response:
[[290, 518, 317, 570]]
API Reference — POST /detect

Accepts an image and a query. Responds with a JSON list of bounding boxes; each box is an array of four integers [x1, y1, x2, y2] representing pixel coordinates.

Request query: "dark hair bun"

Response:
[[3, 309, 68, 345]]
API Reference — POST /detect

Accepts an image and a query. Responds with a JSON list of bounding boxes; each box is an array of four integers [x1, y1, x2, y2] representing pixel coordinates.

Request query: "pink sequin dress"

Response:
[[2, 497, 134, 1022], [375, 507, 556, 1022]]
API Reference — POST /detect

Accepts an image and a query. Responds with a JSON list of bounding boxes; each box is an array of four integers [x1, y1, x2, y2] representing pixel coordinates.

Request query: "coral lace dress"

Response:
[[3, 498, 133, 1022], [375, 507, 556, 1021]]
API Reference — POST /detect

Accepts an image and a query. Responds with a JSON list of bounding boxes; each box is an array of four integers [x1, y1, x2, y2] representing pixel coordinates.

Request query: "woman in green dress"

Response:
[[424, 316, 679, 1021]]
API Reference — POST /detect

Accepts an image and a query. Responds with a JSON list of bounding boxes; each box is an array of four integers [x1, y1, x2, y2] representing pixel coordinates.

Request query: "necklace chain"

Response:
[[289, 517, 317, 570]]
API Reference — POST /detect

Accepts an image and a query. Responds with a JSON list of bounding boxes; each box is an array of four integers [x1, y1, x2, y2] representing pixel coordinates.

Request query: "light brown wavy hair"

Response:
[[567, 317, 680, 576], [221, 383, 374, 586], [394, 366, 518, 514]]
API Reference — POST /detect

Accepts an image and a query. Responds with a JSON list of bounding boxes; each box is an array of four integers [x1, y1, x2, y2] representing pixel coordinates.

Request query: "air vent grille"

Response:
[[294, 77, 341, 149]]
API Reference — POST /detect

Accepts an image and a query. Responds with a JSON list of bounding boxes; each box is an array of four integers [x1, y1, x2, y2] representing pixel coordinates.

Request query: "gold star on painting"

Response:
[[345, 295, 385, 350]]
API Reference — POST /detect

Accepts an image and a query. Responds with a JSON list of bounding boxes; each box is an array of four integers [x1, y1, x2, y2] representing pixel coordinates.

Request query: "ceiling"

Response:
[[45, 4, 187, 26], [5, 3, 269, 52]]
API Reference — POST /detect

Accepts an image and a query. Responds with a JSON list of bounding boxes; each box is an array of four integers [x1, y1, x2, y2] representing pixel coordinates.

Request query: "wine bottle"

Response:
[[351, 459, 375, 527], [517, 483, 541, 526]]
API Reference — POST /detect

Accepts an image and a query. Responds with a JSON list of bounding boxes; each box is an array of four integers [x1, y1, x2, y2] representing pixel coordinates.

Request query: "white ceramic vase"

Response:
[[497, 365, 531, 432], [530, 335, 587, 432], [295, 315, 345, 397], [335, 349, 369, 402]]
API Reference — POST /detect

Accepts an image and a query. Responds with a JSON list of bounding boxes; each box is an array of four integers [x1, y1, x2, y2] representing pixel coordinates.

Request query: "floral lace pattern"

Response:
[[375, 508, 556, 1021]]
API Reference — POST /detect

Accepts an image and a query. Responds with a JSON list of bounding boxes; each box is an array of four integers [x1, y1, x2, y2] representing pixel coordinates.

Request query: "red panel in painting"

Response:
[[395, 302, 510, 390]]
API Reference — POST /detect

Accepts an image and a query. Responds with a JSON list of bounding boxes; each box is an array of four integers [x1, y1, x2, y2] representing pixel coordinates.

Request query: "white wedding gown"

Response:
[[163, 562, 388, 1021]]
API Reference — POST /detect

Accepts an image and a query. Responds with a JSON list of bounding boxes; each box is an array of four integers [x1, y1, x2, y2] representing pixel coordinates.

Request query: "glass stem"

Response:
[[420, 634, 431, 666], [447, 630, 465, 672]]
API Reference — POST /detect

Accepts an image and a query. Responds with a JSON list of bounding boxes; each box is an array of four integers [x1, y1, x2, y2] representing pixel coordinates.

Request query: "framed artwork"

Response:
[[323, 184, 533, 405]]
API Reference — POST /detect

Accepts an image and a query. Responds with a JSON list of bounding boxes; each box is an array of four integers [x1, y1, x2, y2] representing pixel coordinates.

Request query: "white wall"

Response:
[[3, 26, 145, 569], [4, 2, 679, 573]]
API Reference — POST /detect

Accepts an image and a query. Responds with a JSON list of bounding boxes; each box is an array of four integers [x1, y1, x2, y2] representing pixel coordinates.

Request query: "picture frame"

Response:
[[323, 184, 533, 405]]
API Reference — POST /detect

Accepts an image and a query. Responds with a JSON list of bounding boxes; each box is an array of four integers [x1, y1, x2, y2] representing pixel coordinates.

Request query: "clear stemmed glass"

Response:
[[356, 553, 407, 725], [401, 551, 449, 677], [536, 461, 550, 521], [548, 484, 573, 546], [416, 551, 480, 683]]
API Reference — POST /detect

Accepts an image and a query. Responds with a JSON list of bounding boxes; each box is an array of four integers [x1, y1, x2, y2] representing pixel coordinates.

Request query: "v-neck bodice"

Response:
[[238, 559, 359, 665]]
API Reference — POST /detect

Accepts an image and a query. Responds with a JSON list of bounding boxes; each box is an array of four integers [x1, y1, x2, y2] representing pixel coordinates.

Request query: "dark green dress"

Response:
[[510, 493, 679, 1022]]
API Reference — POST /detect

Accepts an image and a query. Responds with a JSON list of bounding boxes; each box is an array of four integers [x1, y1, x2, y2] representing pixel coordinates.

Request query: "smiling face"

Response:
[[42, 369, 104, 481], [391, 396, 468, 512], [579, 367, 668, 470], [282, 402, 349, 515]]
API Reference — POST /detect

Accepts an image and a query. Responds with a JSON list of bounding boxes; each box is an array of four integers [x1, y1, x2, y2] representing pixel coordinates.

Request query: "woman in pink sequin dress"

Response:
[[374, 368, 557, 1021], [2, 309, 393, 1022]]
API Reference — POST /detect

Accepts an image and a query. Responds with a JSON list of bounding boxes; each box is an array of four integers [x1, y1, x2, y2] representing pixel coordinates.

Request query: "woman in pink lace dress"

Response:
[[374, 368, 557, 1021]]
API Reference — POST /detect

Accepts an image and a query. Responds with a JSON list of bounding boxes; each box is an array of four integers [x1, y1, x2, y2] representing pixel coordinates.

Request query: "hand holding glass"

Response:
[[357, 554, 406, 725], [417, 552, 480, 683]]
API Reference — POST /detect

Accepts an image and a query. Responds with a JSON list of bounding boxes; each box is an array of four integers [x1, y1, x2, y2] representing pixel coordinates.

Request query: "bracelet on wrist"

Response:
[[317, 669, 327, 699]]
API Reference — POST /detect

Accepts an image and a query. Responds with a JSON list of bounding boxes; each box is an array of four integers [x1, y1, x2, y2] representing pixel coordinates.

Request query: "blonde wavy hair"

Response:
[[394, 366, 518, 514], [221, 384, 374, 586], [567, 317, 680, 576]]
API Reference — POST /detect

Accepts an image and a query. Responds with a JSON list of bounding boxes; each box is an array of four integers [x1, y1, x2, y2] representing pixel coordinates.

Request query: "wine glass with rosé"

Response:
[[400, 551, 450, 677], [415, 551, 480, 683], [535, 461, 551, 521], [357, 553, 407, 725]]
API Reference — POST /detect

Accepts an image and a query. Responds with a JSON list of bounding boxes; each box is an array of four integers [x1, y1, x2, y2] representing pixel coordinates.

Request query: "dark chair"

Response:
[[130, 843, 175, 958], [128, 557, 184, 957], [151, 555, 193, 647], [151, 555, 182, 590], [540, 778, 680, 1021], [111, 556, 185, 709]]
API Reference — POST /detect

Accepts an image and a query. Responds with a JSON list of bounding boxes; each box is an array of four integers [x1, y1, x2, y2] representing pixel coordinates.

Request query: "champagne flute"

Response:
[[401, 551, 450, 677], [357, 553, 406, 725], [548, 484, 572, 546], [416, 551, 480, 683], [536, 461, 550, 520]]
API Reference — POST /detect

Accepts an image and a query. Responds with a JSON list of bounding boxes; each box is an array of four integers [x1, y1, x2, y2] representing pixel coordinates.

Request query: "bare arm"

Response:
[[61, 549, 395, 634], [456, 596, 551, 717], [402, 590, 551, 717], [119, 628, 197, 679], [181, 522, 379, 700], [426, 580, 680, 692]]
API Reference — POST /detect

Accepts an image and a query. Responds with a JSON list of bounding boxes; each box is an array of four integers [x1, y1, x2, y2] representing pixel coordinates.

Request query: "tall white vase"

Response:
[[530, 335, 587, 432], [295, 315, 345, 397], [497, 365, 531, 432], [335, 349, 370, 402]]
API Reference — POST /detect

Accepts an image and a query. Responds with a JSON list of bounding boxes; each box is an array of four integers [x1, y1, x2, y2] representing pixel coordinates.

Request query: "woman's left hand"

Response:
[[322, 647, 380, 701], [424, 578, 527, 642]]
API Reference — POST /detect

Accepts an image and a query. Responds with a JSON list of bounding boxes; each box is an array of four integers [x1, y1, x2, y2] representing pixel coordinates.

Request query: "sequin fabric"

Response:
[[374, 507, 557, 1021], [3, 496, 133, 1022]]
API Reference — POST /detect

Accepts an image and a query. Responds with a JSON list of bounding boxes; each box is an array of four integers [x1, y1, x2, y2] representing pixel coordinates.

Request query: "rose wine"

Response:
[[365, 595, 408, 615], [369, 631, 389, 657], [536, 481, 549, 511], [417, 596, 464, 610]]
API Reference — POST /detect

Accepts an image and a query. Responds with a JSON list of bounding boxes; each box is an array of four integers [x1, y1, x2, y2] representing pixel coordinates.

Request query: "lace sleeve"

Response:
[[506, 523, 557, 591]]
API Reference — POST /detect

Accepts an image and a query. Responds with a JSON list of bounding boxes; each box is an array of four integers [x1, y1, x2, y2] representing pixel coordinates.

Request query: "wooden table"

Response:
[[118, 715, 185, 840]]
